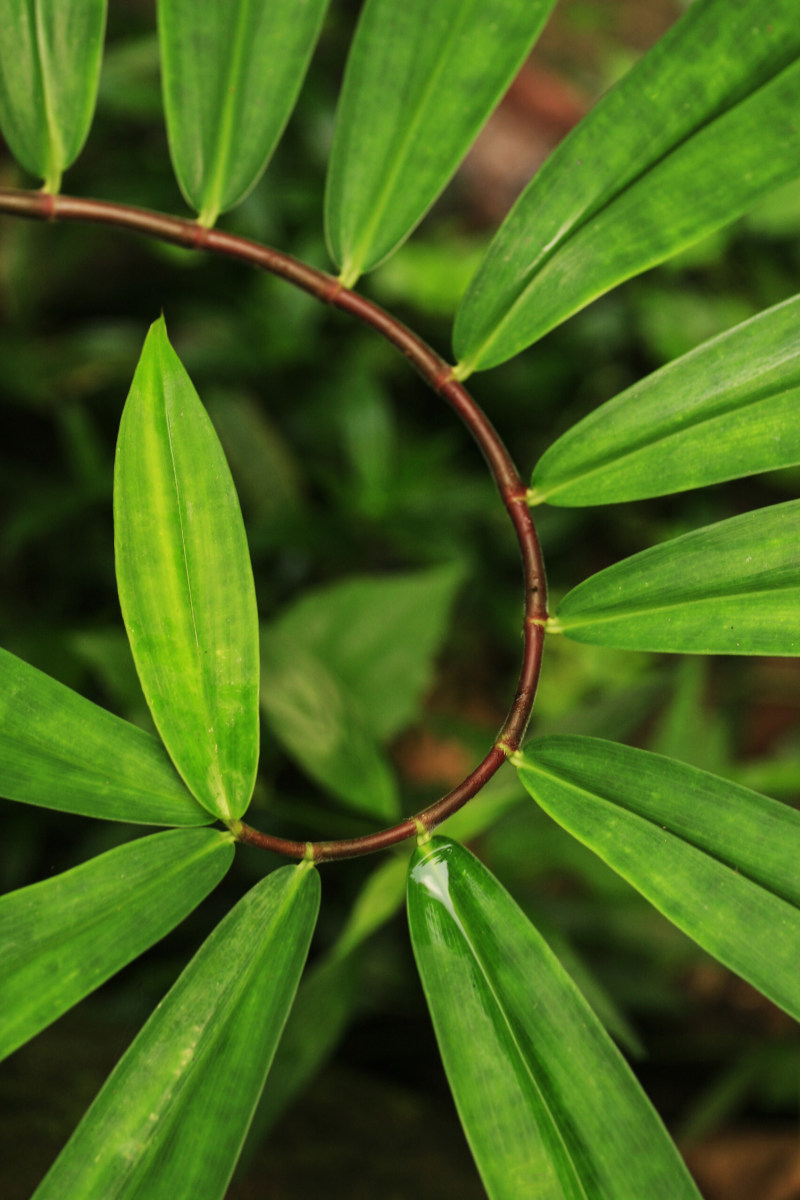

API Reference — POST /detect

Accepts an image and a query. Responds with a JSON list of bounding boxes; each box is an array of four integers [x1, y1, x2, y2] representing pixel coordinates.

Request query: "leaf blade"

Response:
[[325, 0, 558, 282], [114, 318, 259, 821], [157, 0, 330, 223], [454, 0, 800, 370], [407, 837, 701, 1200], [0, 647, 210, 825], [33, 863, 320, 1200], [531, 294, 800, 505], [0, 828, 234, 1061], [516, 737, 800, 1020], [554, 501, 800, 655], [0, 0, 107, 189]]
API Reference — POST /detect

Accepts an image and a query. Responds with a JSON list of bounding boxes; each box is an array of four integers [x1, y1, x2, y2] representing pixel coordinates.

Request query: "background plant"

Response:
[[0, 1, 799, 1198]]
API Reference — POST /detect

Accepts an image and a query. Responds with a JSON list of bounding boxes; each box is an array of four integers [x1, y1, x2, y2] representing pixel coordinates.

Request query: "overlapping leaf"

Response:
[[530, 294, 800, 505], [325, 0, 558, 283], [454, 0, 800, 371], [0, 828, 234, 1062], [552, 501, 800, 655], [0, 0, 107, 190], [33, 863, 320, 1200], [114, 319, 259, 822], [0, 647, 209, 825], [408, 837, 701, 1200], [515, 738, 800, 1020], [158, 0, 329, 225]]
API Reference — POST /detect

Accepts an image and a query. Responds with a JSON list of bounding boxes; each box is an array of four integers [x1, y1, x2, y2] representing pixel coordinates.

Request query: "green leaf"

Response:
[[515, 738, 800, 1020], [266, 564, 464, 742], [454, 0, 800, 371], [0, 0, 107, 191], [260, 631, 399, 820], [407, 837, 701, 1200], [0, 647, 209, 825], [553, 501, 800, 655], [33, 862, 320, 1200], [157, 0, 330, 225], [530, 295, 800, 505], [325, 0, 558, 284], [0, 828, 234, 1062], [114, 318, 259, 822]]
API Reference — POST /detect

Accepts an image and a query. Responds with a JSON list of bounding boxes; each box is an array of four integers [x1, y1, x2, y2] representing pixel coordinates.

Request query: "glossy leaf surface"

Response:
[[553, 501, 800, 655], [0, 828, 234, 1062], [114, 319, 259, 821], [530, 294, 800, 505], [260, 631, 399, 820], [33, 863, 319, 1200], [158, 0, 329, 224], [325, 0, 557, 282], [408, 837, 700, 1199], [0, 647, 209, 825], [266, 564, 464, 742], [454, 0, 800, 371], [516, 738, 800, 1020], [0, 0, 107, 190]]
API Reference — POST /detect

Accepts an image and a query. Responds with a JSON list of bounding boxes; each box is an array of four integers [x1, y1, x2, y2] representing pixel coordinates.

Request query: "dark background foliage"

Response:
[[0, 1, 798, 1196]]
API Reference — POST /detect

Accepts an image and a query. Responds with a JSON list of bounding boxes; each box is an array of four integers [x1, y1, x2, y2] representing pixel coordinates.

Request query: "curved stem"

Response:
[[0, 187, 548, 862]]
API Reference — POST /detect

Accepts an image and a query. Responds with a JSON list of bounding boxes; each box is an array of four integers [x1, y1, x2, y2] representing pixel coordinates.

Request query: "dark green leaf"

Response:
[[158, 0, 330, 225], [114, 318, 259, 821], [0, 828, 234, 1062], [325, 0, 558, 283], [0, 0, 107, 190], [266, 564, 464, 742], [530, 295, 800, 504], [33, 863, 320, 1200], [0, 647, 209, 825], [454, 0, 800, 371], [553, 501, 800, 655], [260, 631, 399, 820], [408, 837, 701, 1199], [516, 738, 800, 1020]]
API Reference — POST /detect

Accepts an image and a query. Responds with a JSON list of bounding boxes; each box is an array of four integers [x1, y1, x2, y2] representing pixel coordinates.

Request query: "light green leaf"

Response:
[[407, 837, 701, 1200], [0, 828, 234, 1062], [260, 631, 399, 820], [267, 564, 464, 742], [530, 295, 800, 505], [158, 0, 330, 225], [553, 501, 800, 655], [0, 647, 209, 825], [33, 862, 320, 1200], [454, 0, 800, 371], [0, 0, 107, 190], [515, 738, 800, 1020], [325, 0, 558, 283], [114, 318, 259, 822]]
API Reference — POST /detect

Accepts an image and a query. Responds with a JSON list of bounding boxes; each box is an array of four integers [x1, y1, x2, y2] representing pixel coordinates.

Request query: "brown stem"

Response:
[[0, 187, 548, 863]]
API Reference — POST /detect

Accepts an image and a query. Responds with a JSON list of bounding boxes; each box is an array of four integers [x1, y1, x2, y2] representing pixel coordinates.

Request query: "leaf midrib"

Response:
[[559, 580, 800, 628]]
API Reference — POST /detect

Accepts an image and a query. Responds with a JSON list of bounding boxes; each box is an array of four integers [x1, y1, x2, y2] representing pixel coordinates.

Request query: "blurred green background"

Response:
[[1, 2, 798, 1197]]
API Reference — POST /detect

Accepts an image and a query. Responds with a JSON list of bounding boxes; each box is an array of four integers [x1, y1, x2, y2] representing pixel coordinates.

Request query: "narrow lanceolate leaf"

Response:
[[158, 0, 329, 225], [516, 738, 800, 1020], [454, 0, 800, 372], [553, 501, 800, 655], [0, 648, 209, 825], [530, 294, 800, 505], [0, 828, 234, 1062], [33, 863, 319, 1200], [408, 837, 701, 1200], [114, 318, 259, 822], [0, 0, 107, 191], [325, 0, 558, 284]]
